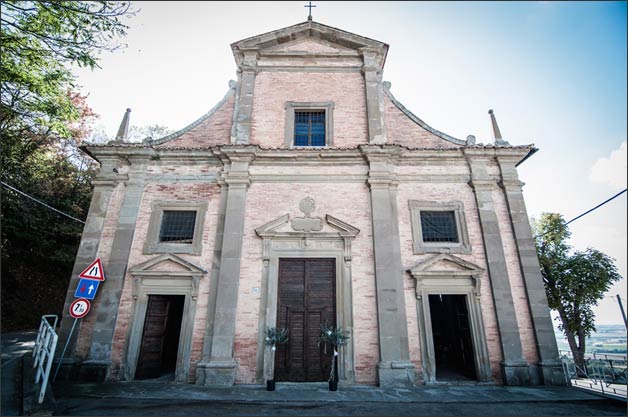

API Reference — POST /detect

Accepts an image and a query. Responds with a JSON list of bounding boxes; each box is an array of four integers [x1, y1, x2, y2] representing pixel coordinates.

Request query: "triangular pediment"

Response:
[[231, 20, 388, 69], [265, 38, 350, 53], [409, 254, 483, 276], [129, 253, 207, 276], [255, 214, 359, 238]]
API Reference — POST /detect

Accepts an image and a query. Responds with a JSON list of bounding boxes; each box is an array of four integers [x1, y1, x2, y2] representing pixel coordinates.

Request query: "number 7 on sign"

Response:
[[69, 298, 90, 319]]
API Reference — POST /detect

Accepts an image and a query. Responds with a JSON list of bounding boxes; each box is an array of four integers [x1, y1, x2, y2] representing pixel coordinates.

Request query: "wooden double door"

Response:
[[274, 258, 336, 382]]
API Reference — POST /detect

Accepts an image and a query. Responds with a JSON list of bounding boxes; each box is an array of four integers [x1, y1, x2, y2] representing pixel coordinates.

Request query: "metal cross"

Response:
[[304, 1, 316, 20]]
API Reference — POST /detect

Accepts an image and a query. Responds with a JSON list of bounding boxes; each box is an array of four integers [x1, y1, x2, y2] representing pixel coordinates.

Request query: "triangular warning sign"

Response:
[[78, 258, 105, 281]]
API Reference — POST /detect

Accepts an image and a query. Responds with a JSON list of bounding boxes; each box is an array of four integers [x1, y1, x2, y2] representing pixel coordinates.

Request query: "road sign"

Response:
[[74, 278, 100, 300], [69, 298, 90, 319], [78, 258, 105, 281]]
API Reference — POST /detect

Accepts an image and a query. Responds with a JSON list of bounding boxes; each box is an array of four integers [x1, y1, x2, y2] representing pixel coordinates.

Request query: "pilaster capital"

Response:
[[499, 179, 525, 191], [468, 179, 498, 192]]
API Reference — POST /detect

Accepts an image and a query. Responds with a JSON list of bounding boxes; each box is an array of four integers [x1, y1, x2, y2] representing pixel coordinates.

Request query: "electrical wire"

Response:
[[1, 180, 85, 224], [565, 189, 627, 226], [534, 188, 627, 239]]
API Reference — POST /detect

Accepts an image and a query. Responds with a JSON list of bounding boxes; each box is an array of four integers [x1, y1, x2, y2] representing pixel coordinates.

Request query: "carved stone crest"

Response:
[[291, 197, 324, 232]]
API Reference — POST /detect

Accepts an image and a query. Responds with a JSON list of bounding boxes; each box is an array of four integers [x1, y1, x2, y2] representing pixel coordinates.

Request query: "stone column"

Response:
[[497, 157, 564, 385], [231, 49, 258, 145], [197, 148, 255, 386], [361, 48, 387, 145], [363, 147, 415, 387], [56, 157, 121, 378], [466, 156, 531, 385], [80, 156, 148, 381]]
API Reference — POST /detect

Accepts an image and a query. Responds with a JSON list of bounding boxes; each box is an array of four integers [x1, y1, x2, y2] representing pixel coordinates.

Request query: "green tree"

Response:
[[532, 213, 622, 373], [1, 1, 135, 330]]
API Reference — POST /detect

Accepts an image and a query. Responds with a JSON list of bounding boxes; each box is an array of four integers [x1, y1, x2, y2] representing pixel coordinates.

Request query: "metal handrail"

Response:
[[560, 350, 627, 401], [32, 315, 59, 404]]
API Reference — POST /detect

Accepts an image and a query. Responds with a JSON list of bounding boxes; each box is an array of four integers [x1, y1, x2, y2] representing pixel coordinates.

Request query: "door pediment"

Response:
[[409, 254, 483, 277], [408, 254, 484, 299], [129, 253, 207, 276]]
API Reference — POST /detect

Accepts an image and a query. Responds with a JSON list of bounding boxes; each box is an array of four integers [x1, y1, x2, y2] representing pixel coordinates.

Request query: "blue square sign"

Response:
[[74, 278, 100, 300]]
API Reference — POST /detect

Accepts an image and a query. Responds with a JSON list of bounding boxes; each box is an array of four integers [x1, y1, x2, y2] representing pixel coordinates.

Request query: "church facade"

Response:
[[58, 19, 564, 387]]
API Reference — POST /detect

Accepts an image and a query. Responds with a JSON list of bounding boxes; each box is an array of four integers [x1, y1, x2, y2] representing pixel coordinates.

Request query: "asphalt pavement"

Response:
[[2, 330, 626, 416]]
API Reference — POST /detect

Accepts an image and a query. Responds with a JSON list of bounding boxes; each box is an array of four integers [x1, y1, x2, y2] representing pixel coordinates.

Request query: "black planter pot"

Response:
[[328, 380, 338, 391], [266, 380, 276, 391]]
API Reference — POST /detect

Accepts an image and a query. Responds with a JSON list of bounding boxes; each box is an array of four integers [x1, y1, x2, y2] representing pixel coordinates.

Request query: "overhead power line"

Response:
[[565, 188, 627, 226], [1, 180, 85, 224]]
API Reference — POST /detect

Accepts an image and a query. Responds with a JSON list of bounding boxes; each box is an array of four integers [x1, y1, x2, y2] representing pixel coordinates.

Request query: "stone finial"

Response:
[[466, 135, 476, 146], [488, 109, 510, 146], [115, 108, 131, 141]]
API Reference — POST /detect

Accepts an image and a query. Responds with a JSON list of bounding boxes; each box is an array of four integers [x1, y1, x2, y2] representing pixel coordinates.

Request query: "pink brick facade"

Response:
[[65, 19, 562, 388]]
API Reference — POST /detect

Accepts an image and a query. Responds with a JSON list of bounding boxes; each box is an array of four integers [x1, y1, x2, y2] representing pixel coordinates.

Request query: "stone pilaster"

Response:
[[466, 156, 531, 385], [197, 147, 255, 386], [231, 49, 258, 145], [196, 175, 228, 385], [497, 157, 564, 385], [361, 48, 387, 144], [55, 157, 121, 379], [79, 156, 148, 381], [363, 147, 415, 387]]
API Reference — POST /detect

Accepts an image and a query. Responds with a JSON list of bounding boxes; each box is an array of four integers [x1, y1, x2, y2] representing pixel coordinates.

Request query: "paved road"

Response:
[[1, 330, 37, 416], [54, 397, 627, 416]]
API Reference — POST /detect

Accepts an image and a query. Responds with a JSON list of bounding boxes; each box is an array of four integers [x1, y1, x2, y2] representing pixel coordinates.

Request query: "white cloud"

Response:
[[590, 141, 627, 189]]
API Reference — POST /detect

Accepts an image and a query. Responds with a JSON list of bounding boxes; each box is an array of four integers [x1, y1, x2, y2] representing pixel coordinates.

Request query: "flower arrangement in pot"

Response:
[[264, 327, 288, 391], [317, 322, 350, 391]]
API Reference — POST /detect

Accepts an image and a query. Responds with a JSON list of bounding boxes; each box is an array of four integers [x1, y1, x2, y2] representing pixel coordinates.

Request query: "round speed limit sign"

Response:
[[69, 298, 91, 319]]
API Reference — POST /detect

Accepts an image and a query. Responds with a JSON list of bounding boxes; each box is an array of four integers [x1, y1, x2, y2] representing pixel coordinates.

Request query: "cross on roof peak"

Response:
[[304, 1, 316, 20]]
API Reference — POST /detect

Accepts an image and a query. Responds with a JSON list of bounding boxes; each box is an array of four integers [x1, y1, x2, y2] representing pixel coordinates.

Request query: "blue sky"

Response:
[[74, 1, 627, 324]]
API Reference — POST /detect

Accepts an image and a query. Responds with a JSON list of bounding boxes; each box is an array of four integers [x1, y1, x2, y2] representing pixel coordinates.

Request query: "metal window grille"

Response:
[[294, 110, 325, 146], [420, 211, 459, 243], [159, 210, 196, 243]]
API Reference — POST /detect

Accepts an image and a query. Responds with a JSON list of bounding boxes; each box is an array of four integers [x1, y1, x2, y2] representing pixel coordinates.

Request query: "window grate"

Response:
[[159, 211, 196, 243], [420, 211, 459, 243], [294, 110, 325, 146]]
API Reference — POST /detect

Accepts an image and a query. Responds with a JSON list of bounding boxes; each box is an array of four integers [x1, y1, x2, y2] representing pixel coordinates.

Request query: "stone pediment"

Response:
[[255, 198, 359, 238], [231, 20, 388, 70], [408, 254, 483, 277], [129, 253, 207, 277], [265, 38, 350, 54], [255, 213, 359, 238]]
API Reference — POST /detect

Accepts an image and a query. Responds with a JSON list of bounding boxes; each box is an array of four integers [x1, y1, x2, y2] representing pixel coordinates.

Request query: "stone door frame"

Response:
[[408, 254, 492, 383], [124, 254, 206, 382], [255, 212, 359, 384]]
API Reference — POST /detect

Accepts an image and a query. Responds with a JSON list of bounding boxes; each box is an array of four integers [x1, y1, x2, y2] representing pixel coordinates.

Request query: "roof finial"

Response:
[[488, 109, 510, 146], [304, 1, 316, 20], [115, 108, 131, 141]]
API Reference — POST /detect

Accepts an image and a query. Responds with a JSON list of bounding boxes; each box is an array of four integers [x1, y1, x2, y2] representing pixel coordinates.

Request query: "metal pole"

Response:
[[616, 294, 627, 329], [52, 318, 78, 382]]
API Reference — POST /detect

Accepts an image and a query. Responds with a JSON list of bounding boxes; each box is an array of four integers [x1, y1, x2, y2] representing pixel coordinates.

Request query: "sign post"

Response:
[[54, 258, 105, 381]]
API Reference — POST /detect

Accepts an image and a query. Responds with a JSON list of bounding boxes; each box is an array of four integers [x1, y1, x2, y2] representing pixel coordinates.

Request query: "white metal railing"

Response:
[[560, 350, 627, 401], [32, 315, 59, 404]]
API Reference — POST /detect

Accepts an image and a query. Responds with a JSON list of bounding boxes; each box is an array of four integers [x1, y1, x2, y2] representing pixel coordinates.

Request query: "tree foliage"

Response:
[[532, 213, 622, 372], [1, 1, 134, 330], [1, 1, 133, 138]]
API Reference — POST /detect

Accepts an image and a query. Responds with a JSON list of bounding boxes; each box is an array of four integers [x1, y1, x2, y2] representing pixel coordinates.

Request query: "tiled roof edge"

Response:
[[383, 83, 467, 146], [143, 84, 236, 146]]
